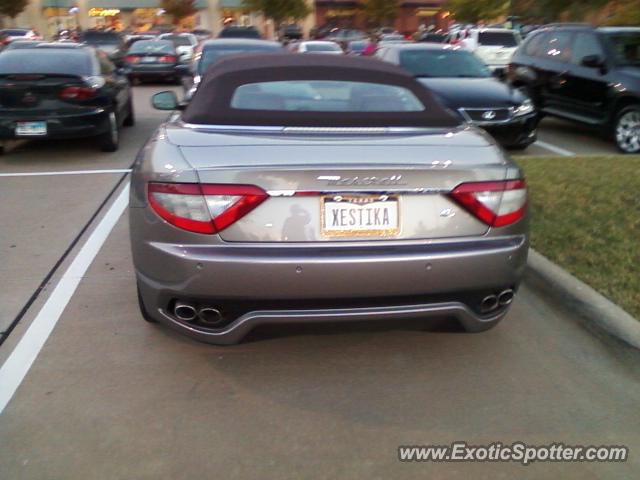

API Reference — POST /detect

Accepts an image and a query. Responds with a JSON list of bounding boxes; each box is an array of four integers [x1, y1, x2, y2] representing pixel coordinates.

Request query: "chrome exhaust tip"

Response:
[[498, 289, 515, 306], [480, 295, 499, 313], [174, 302, 197, 322], [198, 307, 224, 327]]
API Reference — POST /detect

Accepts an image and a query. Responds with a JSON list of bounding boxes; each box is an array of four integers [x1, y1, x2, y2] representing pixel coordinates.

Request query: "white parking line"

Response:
[[0, 169, 132, 177], [0, 184, 130, 415], [534, 141, 576, 157]]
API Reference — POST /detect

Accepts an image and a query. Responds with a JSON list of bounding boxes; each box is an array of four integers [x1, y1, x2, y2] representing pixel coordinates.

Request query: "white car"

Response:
[[159, 33, 198, 62], [293, 41, 343, 55], [458, 28, 521, 73], [1, 28, 42, 44]]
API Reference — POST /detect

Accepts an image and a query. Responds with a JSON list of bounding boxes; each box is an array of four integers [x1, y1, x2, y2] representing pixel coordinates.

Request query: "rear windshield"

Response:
[[2, 29, 28, 36], [306, 43, 341, 52], [81, 32, 120, 45], [0, 50, 93, 76], [348, 41, 368, 52], [162, 35, 192, 47], [478, 31, 519, 47], [5, 41, 40, 50], [219, 28, 261, 39], [198, 45, 281, 74], [129, 40, 174, 54], [399, 49, 491, 78], [230, 80, 425, 112]]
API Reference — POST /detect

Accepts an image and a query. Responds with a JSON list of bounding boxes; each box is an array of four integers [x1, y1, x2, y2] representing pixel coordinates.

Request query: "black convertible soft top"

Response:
[[182, 53, 461, 128]]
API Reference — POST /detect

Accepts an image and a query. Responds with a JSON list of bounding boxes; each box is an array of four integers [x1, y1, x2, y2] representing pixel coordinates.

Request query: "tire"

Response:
[[123, 99, 135, 127], [614, 105, 640, 154], [98, 111, 119, 152], [137, 283, 158, 323], [507, 143, 529, 151]]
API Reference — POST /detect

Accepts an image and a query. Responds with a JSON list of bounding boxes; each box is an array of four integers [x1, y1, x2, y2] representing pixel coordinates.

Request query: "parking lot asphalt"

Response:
[[0, 84, 637, 479]]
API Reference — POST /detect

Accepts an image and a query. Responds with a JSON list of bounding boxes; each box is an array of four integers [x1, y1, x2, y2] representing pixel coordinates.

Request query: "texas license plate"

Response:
[[15, 121, 47, 136], [321, 194, 400, 238]]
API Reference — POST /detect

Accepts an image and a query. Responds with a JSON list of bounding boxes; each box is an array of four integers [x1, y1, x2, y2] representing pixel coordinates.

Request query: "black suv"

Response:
[[508, 25, 640, 153]]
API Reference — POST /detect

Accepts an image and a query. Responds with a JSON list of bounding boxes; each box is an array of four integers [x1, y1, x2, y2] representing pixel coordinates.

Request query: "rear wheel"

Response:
[[614, 105, 640, 154], [98, 111, 119, 152]]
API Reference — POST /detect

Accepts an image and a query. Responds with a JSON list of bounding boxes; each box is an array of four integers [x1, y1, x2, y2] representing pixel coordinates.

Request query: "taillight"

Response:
[[158, 55, 177, 63], [449, 179, 527, 227], [125, 55, 140, 64], [148, 183, 268, 234], [59, 86, 97, 100]]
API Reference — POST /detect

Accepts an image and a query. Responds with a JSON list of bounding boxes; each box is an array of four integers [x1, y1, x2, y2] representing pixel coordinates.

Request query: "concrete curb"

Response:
[[526, 249, 640, 349]]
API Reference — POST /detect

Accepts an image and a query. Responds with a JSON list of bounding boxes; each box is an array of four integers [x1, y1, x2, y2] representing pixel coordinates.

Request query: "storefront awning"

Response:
[[42, 0, 77, 7], [219, 0, 245, 7], [87, 0, 206, 8]]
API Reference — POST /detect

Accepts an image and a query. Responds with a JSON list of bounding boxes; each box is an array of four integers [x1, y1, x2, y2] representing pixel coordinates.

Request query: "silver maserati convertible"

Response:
[[129, 54, 529, 345]]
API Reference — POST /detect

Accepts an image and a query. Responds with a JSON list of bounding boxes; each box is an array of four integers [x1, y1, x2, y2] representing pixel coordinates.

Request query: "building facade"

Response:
[[315, 0, 448, 33], [7, 0, 444, 40], [10, 0, 290, 38]]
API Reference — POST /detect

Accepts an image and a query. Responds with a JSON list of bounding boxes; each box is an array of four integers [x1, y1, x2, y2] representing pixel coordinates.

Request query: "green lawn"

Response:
[[514, 156, 640, 319]]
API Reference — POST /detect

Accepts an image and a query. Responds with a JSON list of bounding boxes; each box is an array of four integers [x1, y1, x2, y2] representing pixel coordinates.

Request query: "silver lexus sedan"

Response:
[[130, 54, 529, 345]]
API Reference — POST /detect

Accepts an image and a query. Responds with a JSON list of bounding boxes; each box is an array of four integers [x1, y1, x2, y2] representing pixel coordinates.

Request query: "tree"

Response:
[[361, 0, 399, 27], [0, 0, 28, 20], [243, 0, 311, 24], [445, 0, 507, 23], [603, 0, 640, 26], [161, 0, 197, 25]]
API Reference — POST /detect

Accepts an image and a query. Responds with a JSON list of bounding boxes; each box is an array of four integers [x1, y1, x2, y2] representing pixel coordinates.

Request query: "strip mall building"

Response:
[[315, 0, 449, 33], [12, 0, 446, 39], [13, 0, 279, 38]]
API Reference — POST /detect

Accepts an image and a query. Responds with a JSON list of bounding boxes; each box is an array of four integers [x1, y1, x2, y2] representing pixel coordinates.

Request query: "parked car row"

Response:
[[0, 23, 638, 155]]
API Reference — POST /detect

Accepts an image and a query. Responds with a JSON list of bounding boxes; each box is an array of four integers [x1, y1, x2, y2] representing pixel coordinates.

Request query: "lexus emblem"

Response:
[[482, 110, 497, 120]]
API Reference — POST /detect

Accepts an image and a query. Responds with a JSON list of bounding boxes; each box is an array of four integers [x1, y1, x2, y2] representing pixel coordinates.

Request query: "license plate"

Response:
[[15, 121, 46, 136], [321, 194, 400, 238], [141, 56, 156, 63]]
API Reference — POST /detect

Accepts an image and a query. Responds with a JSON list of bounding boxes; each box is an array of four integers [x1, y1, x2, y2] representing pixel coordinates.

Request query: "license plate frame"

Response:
[[321, 194, 401, 238], [15, 121, 47, 137]]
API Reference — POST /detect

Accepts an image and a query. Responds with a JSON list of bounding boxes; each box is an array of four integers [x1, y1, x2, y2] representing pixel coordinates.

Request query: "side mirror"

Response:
[[581, 54, 605, 68], [174, 64, 191, 76], [152, 91, 180, 110]]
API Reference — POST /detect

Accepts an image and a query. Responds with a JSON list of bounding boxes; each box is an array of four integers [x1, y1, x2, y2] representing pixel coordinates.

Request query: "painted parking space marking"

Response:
[[0, 184, 130, 415], [0, 169, 132, 178], [534, 141, 576, 157]]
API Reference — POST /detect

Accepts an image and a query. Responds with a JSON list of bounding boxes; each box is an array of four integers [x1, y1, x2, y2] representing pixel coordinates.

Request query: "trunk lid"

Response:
[[0, 74, 95, 113], [169, 127, 511, 242]]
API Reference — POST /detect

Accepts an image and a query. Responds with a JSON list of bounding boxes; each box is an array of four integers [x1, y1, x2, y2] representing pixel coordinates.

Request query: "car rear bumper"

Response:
[[128, 64, 177, 79], [0, 109, 110, 140], [482, 114, 538, 148], [133, 222, 529, 344]]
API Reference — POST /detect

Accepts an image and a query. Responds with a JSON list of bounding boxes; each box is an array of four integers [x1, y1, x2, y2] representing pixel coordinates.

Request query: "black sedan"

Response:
[[79, 30, 126, 67], [376, 43, 538, 149], [125, 40, 182, 84], [184, 39, 284, 99], [0, 45, 133, 152]]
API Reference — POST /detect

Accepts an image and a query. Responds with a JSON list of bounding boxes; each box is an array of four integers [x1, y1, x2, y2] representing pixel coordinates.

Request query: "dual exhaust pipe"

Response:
[[480, 289, 515, 314], [174, 302, 225, 327]]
